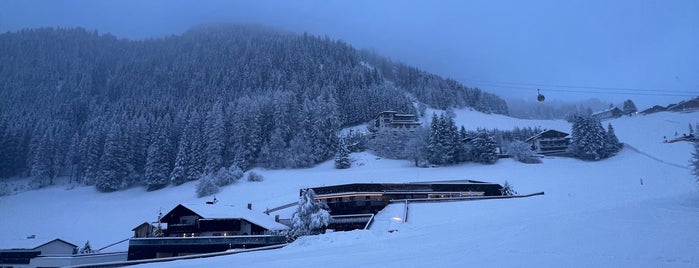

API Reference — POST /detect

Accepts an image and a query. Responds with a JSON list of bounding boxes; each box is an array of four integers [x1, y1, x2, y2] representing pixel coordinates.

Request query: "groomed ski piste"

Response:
[[1, 108, 698, 267]]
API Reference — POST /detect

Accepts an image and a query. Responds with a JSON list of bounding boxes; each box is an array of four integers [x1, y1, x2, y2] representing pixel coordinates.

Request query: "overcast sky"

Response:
[[1, 0, 697, 108]]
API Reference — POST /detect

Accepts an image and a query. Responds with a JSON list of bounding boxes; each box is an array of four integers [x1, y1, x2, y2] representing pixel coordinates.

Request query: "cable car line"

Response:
[[464, 81, 699, 97], [463, 78, 699, 95]]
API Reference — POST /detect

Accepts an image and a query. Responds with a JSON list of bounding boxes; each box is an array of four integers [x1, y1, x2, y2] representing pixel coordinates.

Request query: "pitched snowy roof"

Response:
[[177, 203, 289, 231], [592, 106, 622, 116], [0, 237, 77, 251], [525, 129, 570, 142]]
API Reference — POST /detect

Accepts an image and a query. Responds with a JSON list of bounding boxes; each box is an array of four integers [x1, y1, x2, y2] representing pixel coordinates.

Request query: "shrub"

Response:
[[508, 140, 542, 164], [247, 171, 264, 182], [196, 174, 220, 197]]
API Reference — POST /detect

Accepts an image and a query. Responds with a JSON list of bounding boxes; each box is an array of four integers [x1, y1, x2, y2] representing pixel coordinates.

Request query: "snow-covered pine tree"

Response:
[[603, 123, 623, 157], [144, 120, 172, 191], [204, 102, 225, 174], [691, 140, 699, 183], [81, 122, 105, 185], [79, 240, 94, 254], [65, 133, 83, 183], [313, 86, 341, 163], [257, 127, 291, 169], [185, 111, 205, 182], [622, 99, 638, 116], [426, 113, 461, 165], [456, 126, 472, 163], [470, 130, 498, 164], [170, 110, 204, 185], [96, 123, 129, 192], [334, 138, 351, 169], [30, 131, 58, 187], [500, 181, 518, 196], [288, 97, 316, 168], [689, 123, 694, 135], [288, 131, 314, 168], [291, 189, 330, 237], [439, 113, 460, 164], [569, 115, 607, 161], [229, 98, 263, 170], [126, 116, 149, 184], [169, 137, 189, 186]]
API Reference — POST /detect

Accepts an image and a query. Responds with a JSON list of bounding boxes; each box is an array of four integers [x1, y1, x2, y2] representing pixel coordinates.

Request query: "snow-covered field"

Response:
[[1, 109, 697, 267]]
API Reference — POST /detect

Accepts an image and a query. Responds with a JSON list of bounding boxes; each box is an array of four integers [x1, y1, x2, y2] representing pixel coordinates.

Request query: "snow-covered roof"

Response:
[[178, 203, 289, 231], [0, 237, 76, 251], [525, 129, 570, 142], [591, 106, 622, 116]]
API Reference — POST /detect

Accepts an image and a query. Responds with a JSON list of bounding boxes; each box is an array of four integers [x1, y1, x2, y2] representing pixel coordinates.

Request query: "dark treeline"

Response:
[[0, 25, 508, 191]]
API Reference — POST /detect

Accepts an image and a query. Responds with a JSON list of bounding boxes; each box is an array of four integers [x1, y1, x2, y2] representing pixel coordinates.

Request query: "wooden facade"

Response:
[[526, 129, 570, 155], [128, 203, 289, 261], [132, 222, 157, 238], [592, 107, 623, 120], [309, 181, 504, 216], [158, 204, 288, 237], [373, 111, 421, 132], [667, 97, 699, 112], [639, 105, 667, 115]]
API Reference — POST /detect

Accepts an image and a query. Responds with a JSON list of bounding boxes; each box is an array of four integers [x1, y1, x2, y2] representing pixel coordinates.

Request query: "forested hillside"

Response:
[[0, 24, 507, 192]]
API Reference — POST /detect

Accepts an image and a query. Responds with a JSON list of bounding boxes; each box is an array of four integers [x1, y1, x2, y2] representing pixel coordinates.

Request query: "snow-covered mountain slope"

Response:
[[1, 110, 697, 267]]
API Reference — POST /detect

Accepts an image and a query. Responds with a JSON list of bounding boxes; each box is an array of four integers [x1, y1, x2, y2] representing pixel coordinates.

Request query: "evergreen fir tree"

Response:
[[127, 116, 149, 183], [690, 140, 699, 183], [500, 181, 518, 196], [65, 133, 83, 183], [622, 99, 638, 116], [334, 138, 351, 169], [470, 130, 498, 164], [79, 240, 94, 254], [30, 131, 59, 187], [144, 121, 172, 191], [313, 86, 341, 163], [425, 113, 461, 165], [170, 137, 189, 186], [439, 113, 460, 164], [570, 115, 607, 161], [170, 111, 204, 185], [204, 102, 226, 174], [229, 98, 263, 170], [603, 123, 623, 157], [689, 123, 694, 135], [96, 124, 129, 192], [291, 189, 330, 237], [257, 128, 290, 169], [288, 131, 315, 168]]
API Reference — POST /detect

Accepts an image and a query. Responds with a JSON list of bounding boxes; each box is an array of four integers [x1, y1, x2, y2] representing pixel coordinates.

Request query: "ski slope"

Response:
[[1, 110, 697, 267]]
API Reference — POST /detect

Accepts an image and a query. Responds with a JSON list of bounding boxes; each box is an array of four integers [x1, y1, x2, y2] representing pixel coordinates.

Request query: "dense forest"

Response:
[[0, 24, 508, 192]]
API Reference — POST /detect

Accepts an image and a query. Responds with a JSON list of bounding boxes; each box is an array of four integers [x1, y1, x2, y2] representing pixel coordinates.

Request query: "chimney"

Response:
[[247, 203, 252, 210], [275, 215, 280, 222]]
